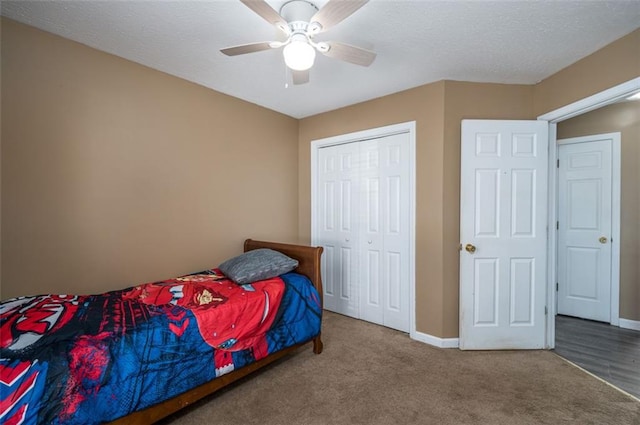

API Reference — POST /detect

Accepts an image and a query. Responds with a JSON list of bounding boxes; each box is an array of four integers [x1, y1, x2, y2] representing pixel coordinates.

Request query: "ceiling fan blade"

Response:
[[323, 42, 376, 67], [240, 0, 289, 34], [292, 70, 310, 85], [309, 0, 368, 33], [221, 42, 274, 56]]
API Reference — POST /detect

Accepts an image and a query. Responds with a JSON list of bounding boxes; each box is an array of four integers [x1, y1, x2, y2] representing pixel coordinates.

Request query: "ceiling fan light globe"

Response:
[[283, 40, 316, 71]]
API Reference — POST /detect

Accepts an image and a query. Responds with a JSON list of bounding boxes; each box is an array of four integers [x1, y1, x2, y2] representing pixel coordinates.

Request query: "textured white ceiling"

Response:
[[2, 0, 639, 118]]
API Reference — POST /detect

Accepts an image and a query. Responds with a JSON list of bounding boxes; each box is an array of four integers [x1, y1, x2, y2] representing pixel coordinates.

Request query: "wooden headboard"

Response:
[[244, 239, 323, 309]]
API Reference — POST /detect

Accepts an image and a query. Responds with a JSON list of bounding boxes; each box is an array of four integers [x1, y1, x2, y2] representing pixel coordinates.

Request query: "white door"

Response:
[[359, 135, 411, 332], [317, 142, 359, 318], [317, 132, 411, 333], [459, 120, 548, 350], [557, 137, 612, 322]]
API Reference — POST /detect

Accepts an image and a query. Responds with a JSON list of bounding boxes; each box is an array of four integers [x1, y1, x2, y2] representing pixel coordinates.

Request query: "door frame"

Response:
[[555, 133, 621, 325], [310, 121, 417, 338], [539, 76, 639, 348]]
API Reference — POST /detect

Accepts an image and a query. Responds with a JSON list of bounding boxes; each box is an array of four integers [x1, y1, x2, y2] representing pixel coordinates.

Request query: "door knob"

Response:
[[599, 236, 608, 244], [465, 244, 476, 254]]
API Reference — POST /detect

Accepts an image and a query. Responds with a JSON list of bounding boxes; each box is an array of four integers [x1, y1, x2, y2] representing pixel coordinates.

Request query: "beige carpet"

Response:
[[159, 312, 639, 425]]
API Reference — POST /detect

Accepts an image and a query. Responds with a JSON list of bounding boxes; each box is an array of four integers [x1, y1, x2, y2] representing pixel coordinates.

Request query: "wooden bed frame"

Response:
[[109, 239, 324, 425]]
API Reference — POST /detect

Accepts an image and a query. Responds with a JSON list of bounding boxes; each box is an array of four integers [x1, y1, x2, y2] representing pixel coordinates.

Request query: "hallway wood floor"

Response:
[[554, 315, 640, 399]]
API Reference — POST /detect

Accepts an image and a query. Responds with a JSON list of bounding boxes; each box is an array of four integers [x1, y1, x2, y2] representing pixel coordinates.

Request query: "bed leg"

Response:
[[313, 334, 323, 354]]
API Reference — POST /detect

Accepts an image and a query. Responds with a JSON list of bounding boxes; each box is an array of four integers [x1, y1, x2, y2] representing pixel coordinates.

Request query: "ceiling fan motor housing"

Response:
[[279, 0, 319, 23]]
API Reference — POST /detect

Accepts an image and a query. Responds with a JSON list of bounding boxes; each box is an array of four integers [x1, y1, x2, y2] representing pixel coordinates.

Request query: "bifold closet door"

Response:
[[317, 133, 410, 332], [359, 135, 410, 332], [317, 142, 359, 319]]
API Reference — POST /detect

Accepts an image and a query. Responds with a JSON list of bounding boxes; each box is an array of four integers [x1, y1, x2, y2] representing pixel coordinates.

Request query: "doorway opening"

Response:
[[555, 133, 620, 325], [539, 78, 640, 398], [538, 76, 640, 347]]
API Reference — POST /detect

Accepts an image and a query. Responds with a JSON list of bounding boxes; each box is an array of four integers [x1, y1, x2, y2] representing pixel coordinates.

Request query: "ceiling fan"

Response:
[[221, 0, 376, 85]]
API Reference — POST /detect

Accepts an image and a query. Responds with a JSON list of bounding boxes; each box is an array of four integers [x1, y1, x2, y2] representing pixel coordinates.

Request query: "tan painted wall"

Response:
[[298, 82, 447, 336], [534, 28, 639, 323], [2, 17, 638, 335], [534, 28, 640, 116], [557, 101, 640, 321], [442, 81, 534, 336], [1, 19, 299, 299]]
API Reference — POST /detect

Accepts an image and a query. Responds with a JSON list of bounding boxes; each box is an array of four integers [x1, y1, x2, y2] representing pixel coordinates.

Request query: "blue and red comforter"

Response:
[[0, 270, 322, 424]]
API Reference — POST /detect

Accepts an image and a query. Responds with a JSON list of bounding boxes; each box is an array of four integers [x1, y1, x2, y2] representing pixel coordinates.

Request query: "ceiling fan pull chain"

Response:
[[284, 63, 290, 89]]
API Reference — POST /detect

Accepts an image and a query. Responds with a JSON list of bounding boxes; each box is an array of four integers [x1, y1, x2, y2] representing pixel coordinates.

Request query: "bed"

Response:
[[0, 239, 324, 425]]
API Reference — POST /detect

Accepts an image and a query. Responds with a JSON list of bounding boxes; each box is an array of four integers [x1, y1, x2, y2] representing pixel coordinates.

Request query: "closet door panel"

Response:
[[380, 134, 411, 332], [318, 147, 338, 312], [360, 140, 384, 325], [318, 143, 359, 318]]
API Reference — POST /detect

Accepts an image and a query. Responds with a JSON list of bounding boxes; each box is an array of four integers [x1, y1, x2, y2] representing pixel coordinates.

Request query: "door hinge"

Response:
[[556, 282, 559, 292], [545, 306, 548, 315], [556, 221, 559, 230], [557, 159, 559, 168]]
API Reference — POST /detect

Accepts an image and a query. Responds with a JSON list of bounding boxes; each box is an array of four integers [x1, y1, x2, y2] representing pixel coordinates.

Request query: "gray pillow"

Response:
[[218, 248, 299, 285]]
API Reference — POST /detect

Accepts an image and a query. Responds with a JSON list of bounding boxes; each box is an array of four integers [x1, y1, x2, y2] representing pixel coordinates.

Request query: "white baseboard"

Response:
[[408, 318, 638, 348], [618, 318, 640, 331], [411, 330, 459, 348]]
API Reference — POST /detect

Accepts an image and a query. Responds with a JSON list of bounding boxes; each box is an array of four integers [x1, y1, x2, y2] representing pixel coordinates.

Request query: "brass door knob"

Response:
[[465, 244, 476, 254], [599, 236, 608, 244]]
